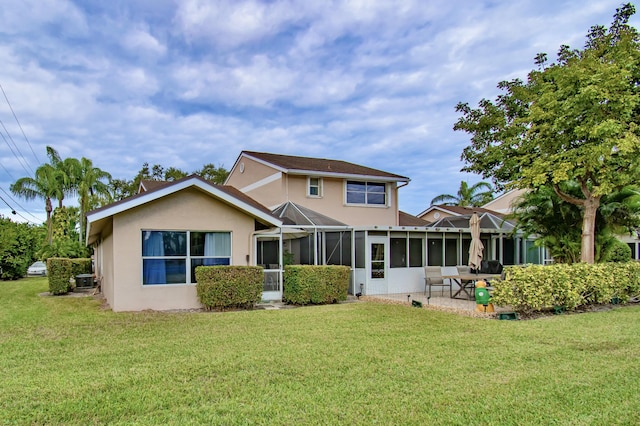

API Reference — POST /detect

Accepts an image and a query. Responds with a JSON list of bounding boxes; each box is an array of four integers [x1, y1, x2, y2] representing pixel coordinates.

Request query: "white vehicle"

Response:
[[27, 261, 47, 276]]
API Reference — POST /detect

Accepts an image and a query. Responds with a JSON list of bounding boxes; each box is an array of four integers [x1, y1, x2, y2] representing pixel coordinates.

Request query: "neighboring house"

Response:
[[86, 152, 543, 312], [481, 188, 527, 214], [478, 188, 640, 262], [424, 211, 545, 266], [491, 188, 640, 261], [416, 204, 498, 223], [621, 231, 640, 260], [417, 192, 546, 266]]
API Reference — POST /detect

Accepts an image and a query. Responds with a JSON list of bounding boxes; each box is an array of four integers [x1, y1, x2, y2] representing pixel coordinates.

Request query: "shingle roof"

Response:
[[424, 205, 505, 218], [139, 180, 172, 192], [427, 212, 515, 232], [398, 211, 429, 227], [242, 151, 409, 181], [88, 175, 277, 221]]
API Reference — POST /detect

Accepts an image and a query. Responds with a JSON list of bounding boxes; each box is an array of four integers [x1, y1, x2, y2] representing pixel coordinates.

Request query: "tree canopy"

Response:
[[7, 148, 229, 266], [109, 162, 229, 201], [454, 3, 640, 263]]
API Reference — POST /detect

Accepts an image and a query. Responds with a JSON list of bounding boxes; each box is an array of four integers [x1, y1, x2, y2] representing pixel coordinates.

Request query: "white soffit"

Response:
[[240, 172, 282, 193]]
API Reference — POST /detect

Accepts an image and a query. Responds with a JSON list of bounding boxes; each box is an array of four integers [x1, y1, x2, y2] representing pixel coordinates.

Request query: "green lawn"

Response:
[[1, 278, 639, 425]]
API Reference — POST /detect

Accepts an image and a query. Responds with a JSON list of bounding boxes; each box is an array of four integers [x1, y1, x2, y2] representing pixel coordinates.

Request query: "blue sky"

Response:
[[0, 0, 636, 223]]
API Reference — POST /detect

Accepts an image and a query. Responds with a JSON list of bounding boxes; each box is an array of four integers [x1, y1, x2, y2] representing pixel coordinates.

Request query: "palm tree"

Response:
[[44, 146, 75, 208], [510, 183, 583, 263], [510, 183, 640, 263], [71, 157, 112, 243], [430, 181, 493, 207], [10, 164, 62, 244]]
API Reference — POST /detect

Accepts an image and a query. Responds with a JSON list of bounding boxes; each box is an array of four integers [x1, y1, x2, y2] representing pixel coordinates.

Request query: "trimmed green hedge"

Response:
[[492, 262, 640, 313], [46, 258, 92, 295], [196, 266, 263, 310], [283, 265, 350, 305]]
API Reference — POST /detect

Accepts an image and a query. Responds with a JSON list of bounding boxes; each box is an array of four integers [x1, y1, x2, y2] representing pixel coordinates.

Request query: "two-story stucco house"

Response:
[[224, 151, 431, 300], [87, 150, 547, 311], [86, 151, 434, 311]]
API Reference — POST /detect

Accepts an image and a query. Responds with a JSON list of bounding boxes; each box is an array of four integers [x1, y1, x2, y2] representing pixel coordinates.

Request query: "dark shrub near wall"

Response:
[[196, 266, 263, 310], [46, 258, 92, 295], [284, 265, 350, 305]]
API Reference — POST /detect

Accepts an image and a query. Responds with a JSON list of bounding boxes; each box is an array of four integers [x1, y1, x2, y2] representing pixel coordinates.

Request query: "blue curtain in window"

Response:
[[143, 231, 166, 284]]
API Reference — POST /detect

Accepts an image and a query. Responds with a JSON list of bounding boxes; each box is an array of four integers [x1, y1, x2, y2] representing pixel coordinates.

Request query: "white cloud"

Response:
[[115, 68, 160, 98], [1, 0, 637, 219], [0, 0, 88, 36], [174, 0, 305, 47], [122, 28, 167, 57]]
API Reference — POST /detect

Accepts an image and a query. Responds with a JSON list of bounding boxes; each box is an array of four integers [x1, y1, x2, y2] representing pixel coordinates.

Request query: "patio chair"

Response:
[[425, 266, 452, 299], [441, 266, 465, 298]]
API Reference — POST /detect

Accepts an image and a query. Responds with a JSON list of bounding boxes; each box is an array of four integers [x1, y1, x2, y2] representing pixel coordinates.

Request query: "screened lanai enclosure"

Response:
[[425, 212, 548, 267], [254, 205, 546, 299]]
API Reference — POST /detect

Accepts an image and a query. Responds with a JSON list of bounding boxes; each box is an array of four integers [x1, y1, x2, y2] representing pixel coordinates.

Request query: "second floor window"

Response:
[[308, 177, 322, 197], [346, 181, 386, 205]]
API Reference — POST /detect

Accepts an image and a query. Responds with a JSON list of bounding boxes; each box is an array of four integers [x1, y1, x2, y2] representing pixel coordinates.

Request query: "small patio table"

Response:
[[442, 273, 502, 300]]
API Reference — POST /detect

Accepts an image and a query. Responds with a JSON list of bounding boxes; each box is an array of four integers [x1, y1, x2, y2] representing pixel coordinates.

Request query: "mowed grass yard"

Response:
[[1, 278, 640, 425]]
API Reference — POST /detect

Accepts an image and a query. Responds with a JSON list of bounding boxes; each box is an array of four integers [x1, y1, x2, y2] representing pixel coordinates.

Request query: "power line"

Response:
[[0, 158, 43, 223], [0, 193, 40, 224], [0, 159, 16, 181], [0, 118, 34, 177], [0, 185, 43, 222], [0, 83, 41, 165]]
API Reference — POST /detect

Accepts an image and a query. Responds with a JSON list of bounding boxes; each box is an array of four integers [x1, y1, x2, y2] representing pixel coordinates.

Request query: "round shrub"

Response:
[[602, 239, 632, 263]]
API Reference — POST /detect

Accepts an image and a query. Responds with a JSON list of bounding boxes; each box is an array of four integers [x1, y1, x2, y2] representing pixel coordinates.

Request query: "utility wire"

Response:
[[0, 185, 43, 222], [0, 193, 40, 224], [0, 118, 35, 177], [0, 160, 42, 223], [0, 159, 16, 181], [0, 83, 41, 165]]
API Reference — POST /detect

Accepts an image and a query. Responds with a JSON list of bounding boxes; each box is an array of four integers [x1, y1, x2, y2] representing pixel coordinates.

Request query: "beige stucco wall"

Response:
[[226, 156, 286, 209], [226, 156, 400, 226], [482, 189, 527, 214], [244, 179, 286, 210], [226, 156, 282, 191], [104, 188, 256, 312], [285, 175, 399, 226], [99, 221, 115, 307]]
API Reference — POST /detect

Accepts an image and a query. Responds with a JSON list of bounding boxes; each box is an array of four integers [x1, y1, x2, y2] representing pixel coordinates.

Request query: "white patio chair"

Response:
[[425, 266, 452, 298]]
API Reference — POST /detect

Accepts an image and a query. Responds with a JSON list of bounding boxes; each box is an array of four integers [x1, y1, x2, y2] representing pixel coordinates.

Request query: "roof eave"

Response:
[[86, 177, 282, 243], [286, 169, 409, 182]]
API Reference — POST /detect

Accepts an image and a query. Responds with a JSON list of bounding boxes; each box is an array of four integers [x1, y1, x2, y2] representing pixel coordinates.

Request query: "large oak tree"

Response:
[[454, 4, 640, 263]]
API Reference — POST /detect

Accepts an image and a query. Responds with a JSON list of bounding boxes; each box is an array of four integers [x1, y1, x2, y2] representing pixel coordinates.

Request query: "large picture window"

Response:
[[142, 231, 231, 285], [346, 181, 386, 205]]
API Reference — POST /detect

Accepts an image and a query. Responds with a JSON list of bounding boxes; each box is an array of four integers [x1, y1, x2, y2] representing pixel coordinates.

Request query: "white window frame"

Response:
[[345, 180, 388, 206], [307, 176, 323, 198], [141, 230, 232, 286]]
